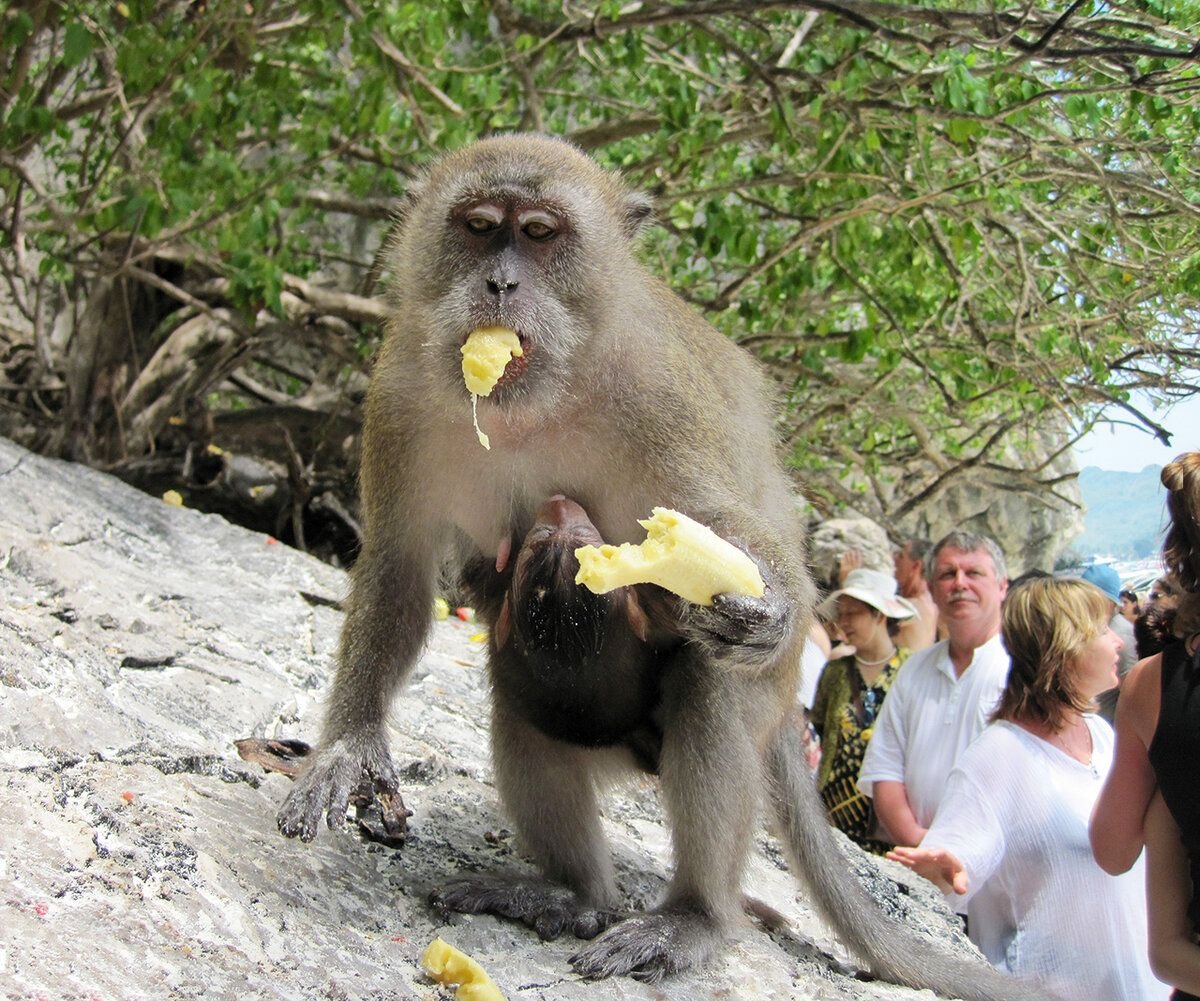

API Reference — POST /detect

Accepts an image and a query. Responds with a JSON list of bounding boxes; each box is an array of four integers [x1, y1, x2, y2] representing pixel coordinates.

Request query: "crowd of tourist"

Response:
[[800, 450, 1200, 1001]]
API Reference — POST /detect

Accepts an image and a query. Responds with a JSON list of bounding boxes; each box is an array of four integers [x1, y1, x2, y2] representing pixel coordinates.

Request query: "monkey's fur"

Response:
[[277, 135, 1048, 1000]]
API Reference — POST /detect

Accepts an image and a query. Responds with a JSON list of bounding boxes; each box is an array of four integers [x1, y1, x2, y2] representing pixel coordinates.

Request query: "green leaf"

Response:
[[63, 22, 96, 68], [946, 118, 981, 144], [4, 10, 34, 48]]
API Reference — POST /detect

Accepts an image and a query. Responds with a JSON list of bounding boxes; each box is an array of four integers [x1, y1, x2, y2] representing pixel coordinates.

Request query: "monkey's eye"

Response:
[[520, 210, 558, 242], [464, 204, 504, 235]]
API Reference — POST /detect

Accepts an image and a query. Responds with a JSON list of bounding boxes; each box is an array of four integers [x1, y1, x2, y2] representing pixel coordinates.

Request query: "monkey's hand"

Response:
[[276, 730, 401, 842], [681, 584, 789, 655]]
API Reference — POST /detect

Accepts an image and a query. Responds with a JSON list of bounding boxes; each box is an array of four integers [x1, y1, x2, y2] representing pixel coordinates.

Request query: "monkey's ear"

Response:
[[494, 596, 512, 650], [620, 191, 656, 240], [624, 590, 651, 643]]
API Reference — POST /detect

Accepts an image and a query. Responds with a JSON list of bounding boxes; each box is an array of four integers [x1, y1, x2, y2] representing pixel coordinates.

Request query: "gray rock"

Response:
[[893, 431, 1084, 577], [0, 436, 966, 1001], [808, 518, 895, 588]]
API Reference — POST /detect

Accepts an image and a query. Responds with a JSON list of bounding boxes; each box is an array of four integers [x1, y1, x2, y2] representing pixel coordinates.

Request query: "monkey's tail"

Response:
[[766, 722, 1053, 1001]]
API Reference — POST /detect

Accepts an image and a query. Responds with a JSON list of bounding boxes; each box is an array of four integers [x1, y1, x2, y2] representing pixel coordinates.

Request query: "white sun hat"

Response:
[[817, 567, 917, 621]]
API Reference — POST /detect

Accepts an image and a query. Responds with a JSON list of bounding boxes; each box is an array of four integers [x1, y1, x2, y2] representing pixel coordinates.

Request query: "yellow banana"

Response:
[[574, 508, 765, 606], [420, 937, 506, 1001], [460, 326, 523, 450], [461, 327, 522, 396]]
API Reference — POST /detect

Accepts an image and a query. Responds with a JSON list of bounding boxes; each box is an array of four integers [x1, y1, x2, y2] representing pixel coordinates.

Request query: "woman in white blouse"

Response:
[[889, 576, 1168, 1001]]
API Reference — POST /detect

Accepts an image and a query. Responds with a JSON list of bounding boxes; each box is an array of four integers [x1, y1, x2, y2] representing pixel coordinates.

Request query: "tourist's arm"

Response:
[[1090, 654, 1161, 874], [889, 751, 1005, 908], [857, 679, 923, 845], [872, 781, 927, 848], [888, 844, 968, 895], [809, 658, 835, 740], [1145, 792, 1200, 995], [808, 620, 832, 660]]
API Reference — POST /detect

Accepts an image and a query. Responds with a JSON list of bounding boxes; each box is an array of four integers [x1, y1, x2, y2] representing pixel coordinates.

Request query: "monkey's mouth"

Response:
[[459, 326, 531, 400], [499, 333, 532, 384], [494, 332, 531, 391]]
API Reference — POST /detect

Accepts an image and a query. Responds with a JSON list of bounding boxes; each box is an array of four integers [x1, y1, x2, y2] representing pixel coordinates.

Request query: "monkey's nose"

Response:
[[536, 495, 585, 527], [487, 276, 519, 296]]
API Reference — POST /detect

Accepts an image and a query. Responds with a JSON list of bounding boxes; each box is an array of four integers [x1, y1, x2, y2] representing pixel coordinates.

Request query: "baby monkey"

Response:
[[480, 494, 668, 769]]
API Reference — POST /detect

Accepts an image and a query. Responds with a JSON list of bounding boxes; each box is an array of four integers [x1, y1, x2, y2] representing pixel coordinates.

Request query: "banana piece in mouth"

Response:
[[574, 507, 765, 606], [460, 326, 523, 450]]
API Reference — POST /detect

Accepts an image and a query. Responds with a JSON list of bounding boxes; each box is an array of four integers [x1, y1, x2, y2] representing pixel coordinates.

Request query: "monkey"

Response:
[[467, 494, 669, 771], [276, 134, 1050, 1000]]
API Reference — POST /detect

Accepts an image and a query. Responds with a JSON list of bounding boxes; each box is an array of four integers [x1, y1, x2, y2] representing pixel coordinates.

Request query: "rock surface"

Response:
[[0, 436, 969, 1001]]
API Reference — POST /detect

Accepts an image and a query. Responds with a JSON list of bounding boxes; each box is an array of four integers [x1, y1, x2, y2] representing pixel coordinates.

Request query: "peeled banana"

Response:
[[420, 937, 507, 1001], [461, 326, 523, 396], [460, 326, 523, 450], [574, 507, 765, 606]]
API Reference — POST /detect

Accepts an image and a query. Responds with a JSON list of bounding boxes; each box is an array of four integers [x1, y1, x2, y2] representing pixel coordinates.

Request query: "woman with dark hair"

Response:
[[809, 568, 915, 853], [890, 577, 1166, 1001], [1121, 588, 1141, 625], [1091, 452, 1200, 999]]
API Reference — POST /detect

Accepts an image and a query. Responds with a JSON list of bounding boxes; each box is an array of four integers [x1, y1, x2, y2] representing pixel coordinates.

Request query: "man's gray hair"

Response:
[[900, 536, 932, 564], [926, 530, 1008, 582]]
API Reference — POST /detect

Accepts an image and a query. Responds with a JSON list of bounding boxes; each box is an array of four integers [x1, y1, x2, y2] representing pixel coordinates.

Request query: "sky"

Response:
[[1072, 391, 1200, 472]]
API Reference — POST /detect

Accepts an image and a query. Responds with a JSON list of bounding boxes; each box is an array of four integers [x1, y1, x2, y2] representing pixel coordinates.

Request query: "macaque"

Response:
[[467, 494, 667, 772], [277, 134, 1048, 1000]]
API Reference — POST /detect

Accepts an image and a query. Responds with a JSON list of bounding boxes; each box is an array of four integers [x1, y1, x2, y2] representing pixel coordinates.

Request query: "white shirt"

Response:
[[857, 633, 1009, 827], [796, 637, 827, 711], [923, 718, 1168, 1001]]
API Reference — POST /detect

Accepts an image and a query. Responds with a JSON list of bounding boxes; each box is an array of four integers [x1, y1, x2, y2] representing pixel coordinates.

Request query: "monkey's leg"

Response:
[[433, 698, 625, 941], [571, 657, 761, 981], [277, 544, 436, 841]]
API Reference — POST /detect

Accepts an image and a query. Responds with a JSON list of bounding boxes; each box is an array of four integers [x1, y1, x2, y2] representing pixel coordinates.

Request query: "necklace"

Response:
[[854, 649, 895, 668], [1045, 720, 1097, 777]]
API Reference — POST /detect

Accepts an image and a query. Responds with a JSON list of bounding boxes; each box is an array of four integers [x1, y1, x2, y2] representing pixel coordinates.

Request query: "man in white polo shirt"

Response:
[[857, 530, 1010, 847]]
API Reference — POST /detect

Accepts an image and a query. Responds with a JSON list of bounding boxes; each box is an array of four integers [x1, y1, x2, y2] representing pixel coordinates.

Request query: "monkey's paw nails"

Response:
[[431, 878, 624, 941], [275, 735, 399, 842], [570, 909, 724, 982]]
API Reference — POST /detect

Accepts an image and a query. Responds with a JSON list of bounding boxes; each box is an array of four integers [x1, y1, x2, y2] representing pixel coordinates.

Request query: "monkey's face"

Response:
[[442, 194, 574, 395], [386, 136, 653, 412]]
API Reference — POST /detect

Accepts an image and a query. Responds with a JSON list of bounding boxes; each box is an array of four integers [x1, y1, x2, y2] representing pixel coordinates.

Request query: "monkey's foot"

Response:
[[431, 877, 624, 941], [569, 909, 725, 982]]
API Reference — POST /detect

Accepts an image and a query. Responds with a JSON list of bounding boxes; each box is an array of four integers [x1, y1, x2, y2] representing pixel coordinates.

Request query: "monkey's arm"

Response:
[[665, 511, 803, 667], [278, 537, 439, 841]]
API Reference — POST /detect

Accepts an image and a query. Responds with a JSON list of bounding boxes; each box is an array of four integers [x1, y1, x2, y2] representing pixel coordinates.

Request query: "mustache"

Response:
[[948, 589, 975, 601]]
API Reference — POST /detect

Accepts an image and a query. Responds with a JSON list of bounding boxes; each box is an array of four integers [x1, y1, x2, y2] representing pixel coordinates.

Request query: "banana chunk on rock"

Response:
[[420, 937, 507, 1001], [460, 326, 523, 450], [574, 507, 765, 606]]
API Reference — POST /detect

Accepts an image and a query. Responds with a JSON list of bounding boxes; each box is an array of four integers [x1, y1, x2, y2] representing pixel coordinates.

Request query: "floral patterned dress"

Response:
[[810, 650, 909, 855]]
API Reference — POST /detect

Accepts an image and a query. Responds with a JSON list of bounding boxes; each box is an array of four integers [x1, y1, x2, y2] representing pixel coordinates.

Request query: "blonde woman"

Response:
[[889, 577, 1167, 1001]]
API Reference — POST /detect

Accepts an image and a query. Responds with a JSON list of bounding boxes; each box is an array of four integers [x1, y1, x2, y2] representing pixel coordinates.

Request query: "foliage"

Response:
[[2, 0, 1199, 546]]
